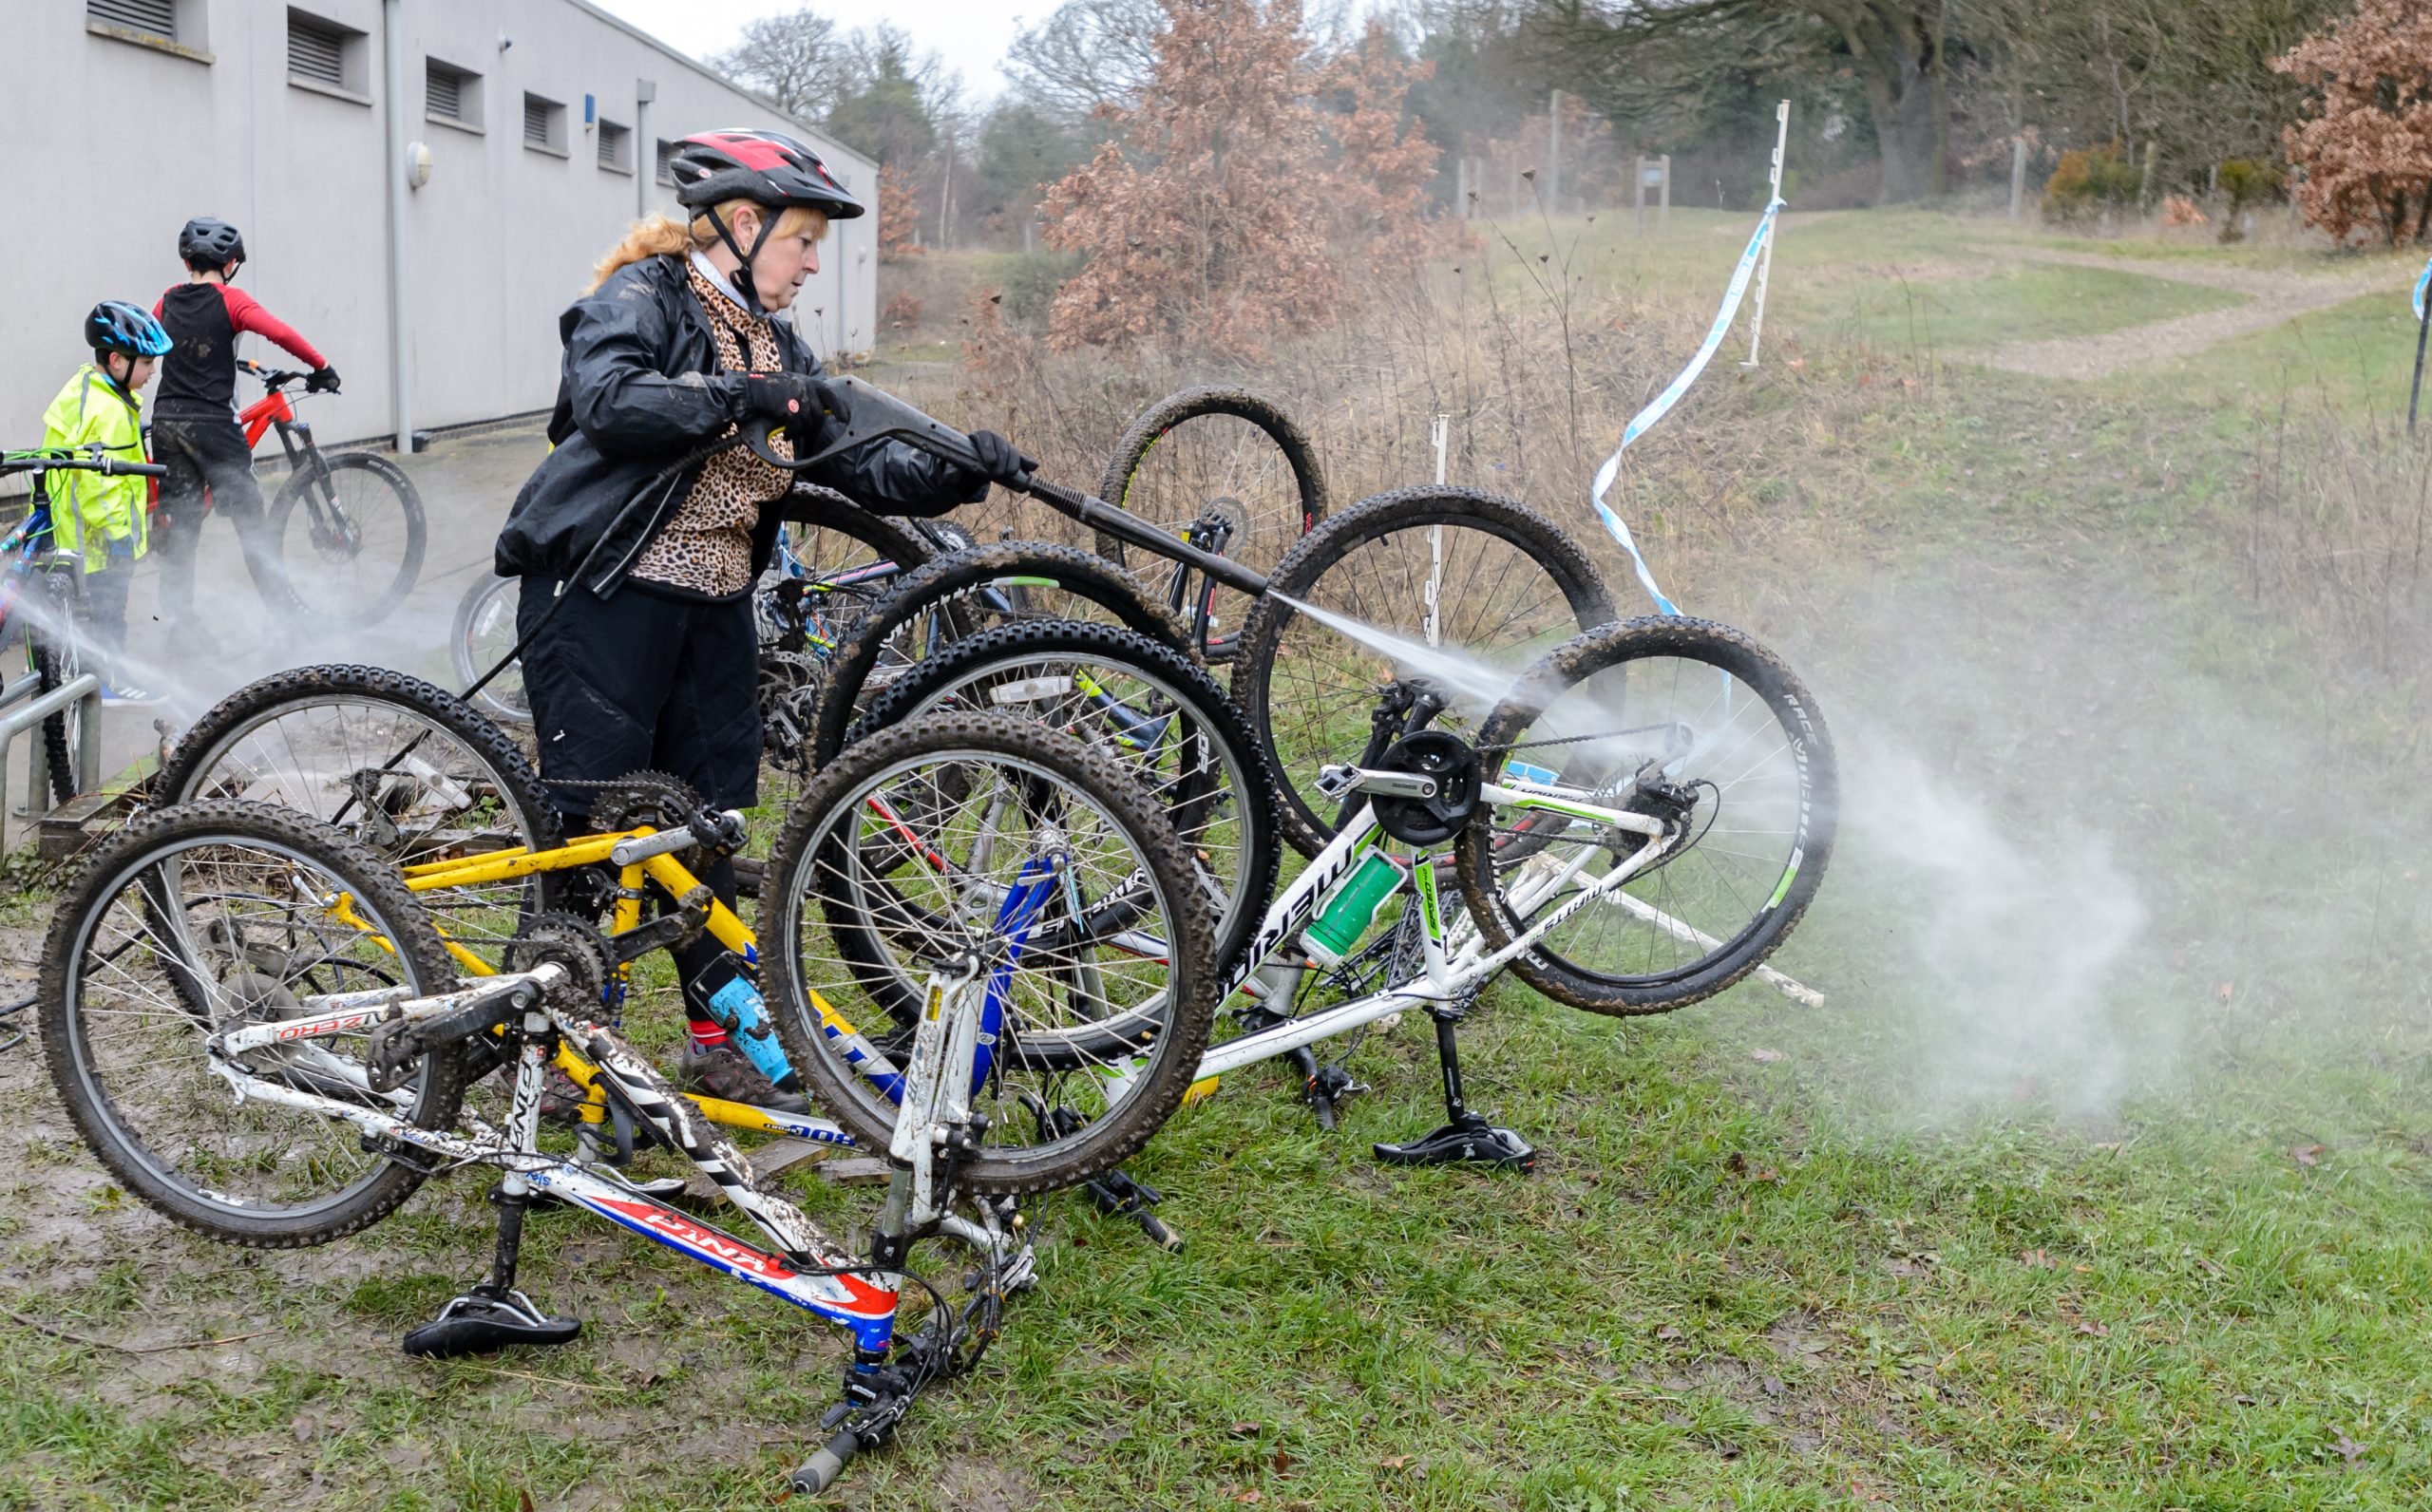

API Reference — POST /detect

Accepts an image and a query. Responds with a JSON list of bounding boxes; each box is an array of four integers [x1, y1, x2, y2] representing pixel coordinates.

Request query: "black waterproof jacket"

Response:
[[495, 254, 982, 591]]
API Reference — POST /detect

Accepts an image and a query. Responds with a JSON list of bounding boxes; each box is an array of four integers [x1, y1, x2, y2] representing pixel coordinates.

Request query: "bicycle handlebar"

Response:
[[0, 445, 168, 481], [739, 375, 1271, 597], [238, 359, 333, 394], [787, 1428, 860, 1494]]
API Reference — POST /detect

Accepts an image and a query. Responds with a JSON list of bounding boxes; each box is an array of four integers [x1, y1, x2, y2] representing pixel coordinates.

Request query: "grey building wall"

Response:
[[0, 0, 878, 460]]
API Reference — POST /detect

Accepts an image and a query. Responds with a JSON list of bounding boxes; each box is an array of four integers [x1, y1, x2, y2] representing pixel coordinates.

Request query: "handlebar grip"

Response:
[[108, 460, 169, 479], [787, 1429, 860, 1494]]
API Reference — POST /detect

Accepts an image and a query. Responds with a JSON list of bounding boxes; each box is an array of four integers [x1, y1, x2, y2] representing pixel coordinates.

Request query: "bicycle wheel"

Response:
[[757, 492, 940, 813], [1094, 387, 1326, 662], [808, 541, 1196, 773], [450, 575, 529, 727], [28, 571, 85, 807], [40, 801, 466, 1246], [156, 666, 563, 959], [1232, 486, 1617, 856], [847, 618, 1280, 976], [764, 713, 1218, 1195], [1455, 617, 1836, 1015], [271, 452, 428, 628]]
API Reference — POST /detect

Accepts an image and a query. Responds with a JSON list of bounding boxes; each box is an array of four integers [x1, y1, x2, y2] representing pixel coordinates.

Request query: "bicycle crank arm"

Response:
[[1316, 764, 1441, 802], [214, 965, 565, 1058], [607, 814, 746, 867]]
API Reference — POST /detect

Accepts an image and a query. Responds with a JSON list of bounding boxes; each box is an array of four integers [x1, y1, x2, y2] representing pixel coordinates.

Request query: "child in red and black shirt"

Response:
[[152, 217, 338, 648]]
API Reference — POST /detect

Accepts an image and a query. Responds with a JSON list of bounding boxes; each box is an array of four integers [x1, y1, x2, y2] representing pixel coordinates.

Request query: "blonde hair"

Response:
[[587, 199, 829, 293]]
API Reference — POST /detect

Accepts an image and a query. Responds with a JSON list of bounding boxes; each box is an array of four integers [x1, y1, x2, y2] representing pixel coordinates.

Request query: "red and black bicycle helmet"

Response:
[[668, 130, 864, 219], [666, 130, 862, 312]]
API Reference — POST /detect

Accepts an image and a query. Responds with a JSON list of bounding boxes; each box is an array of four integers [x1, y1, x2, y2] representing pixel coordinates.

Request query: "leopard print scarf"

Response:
[[628, 261, 796, 597]]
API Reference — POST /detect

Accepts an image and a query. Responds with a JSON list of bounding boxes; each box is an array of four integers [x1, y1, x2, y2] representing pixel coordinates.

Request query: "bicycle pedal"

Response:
[[1372, 1115, 1537, 1173], [401, 1289, 582, 1357]]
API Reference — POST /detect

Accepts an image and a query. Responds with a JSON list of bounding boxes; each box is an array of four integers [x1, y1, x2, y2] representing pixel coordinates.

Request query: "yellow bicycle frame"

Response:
[[370, 827, 877, 1138]]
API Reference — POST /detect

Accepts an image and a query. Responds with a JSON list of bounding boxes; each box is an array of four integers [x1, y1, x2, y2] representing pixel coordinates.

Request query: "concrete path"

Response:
[[6, 421, 550, 840]]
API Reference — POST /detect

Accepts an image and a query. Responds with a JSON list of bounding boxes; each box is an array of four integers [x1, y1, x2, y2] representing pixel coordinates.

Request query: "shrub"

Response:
[[2215, 158, 2285, 242], [2042, 144, 2142, 223], [995, 250, 1085, 324]]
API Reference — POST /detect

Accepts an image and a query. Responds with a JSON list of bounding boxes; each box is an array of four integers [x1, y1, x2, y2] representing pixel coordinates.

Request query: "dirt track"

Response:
[[1967, 249, 2406, 380]]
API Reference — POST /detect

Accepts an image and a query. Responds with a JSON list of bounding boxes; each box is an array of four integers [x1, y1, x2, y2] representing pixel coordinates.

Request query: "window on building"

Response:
[[598, 120, 632, 172], [287, 10, 363, 93], [88, 0, 177, 42], [656, 139, 678, 187], [523, 93, 566, 154], [427, 59, 481, 127]]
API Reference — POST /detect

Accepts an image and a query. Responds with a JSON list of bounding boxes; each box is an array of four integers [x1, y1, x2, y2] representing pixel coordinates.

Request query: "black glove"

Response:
[[744, 372, 849, 430], [966, 429, 1027, 486], [306, 366, 341, 394]]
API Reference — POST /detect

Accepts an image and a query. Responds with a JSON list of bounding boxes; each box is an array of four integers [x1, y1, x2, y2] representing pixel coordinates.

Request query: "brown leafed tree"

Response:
[[1040, 0, 1336, 356], [1318, 23, 1441, 282], [2273, 0, 2432, 245], [1038, 0, 1435, 358], [877, 161, 922, 259]]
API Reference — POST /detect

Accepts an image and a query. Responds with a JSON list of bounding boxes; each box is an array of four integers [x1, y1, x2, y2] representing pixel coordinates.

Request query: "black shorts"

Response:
[[516, 576, 761, 817]]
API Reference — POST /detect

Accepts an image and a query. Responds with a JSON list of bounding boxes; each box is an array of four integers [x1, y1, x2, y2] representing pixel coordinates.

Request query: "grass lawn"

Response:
[[7, 206, 2432, 1510]]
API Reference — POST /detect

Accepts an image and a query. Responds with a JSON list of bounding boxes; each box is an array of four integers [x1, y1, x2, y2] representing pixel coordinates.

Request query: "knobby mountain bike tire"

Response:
[[156, 665, 570, 949], [756, 491, 945, 796], [763, 712, 1220, 1195], [807, 540, 1198, 774], [271, 452, 428, 629], [41, 801, 467, 1246], [1230, 485, 1618, 857], [846, 617, 1282, 979], [1455, 616, 1837, 1015], [1093, 387, 1327, 662]]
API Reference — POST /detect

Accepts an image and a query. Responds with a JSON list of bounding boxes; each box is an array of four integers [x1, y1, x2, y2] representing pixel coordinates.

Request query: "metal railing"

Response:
[[0, 669, 101, 853]]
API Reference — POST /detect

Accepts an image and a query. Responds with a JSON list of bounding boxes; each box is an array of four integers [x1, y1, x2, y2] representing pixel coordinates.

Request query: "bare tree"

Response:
[[1544, 0, 1953, 200], [1007, 0, 1169, 121], [711, 9, 850, 120]]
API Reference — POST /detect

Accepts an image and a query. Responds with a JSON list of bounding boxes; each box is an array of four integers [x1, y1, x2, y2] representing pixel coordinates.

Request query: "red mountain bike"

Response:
[[231, 359, 427, 628]]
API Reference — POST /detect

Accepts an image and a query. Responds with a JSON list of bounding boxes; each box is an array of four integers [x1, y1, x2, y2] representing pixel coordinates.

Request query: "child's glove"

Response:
[[306, 367, 342, 394]]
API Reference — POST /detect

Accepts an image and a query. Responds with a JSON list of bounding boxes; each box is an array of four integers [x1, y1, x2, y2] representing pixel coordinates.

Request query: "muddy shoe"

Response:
[[678, 1040, 810, 1114]]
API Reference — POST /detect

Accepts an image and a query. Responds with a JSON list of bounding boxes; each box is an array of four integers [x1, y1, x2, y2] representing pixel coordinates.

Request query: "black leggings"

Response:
[[522, 574, 763, 1020], [515, 575, 762, 815], [150, 417, 288, 622]]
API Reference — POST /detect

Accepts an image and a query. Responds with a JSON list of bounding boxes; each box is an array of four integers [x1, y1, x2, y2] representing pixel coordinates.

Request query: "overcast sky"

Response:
[[592, 0, 1030, 101]]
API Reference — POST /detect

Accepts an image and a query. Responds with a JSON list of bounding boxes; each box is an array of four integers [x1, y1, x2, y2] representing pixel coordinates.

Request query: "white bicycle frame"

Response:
[[1190, 768, 1673, 1081], [205, 955, 1016, 1351]]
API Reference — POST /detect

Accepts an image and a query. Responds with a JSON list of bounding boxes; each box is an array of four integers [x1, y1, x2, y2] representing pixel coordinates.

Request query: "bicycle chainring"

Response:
[[502, 912, 619, 1024], [586, 771, 706, 837], [1369, 730, 1482, 847]]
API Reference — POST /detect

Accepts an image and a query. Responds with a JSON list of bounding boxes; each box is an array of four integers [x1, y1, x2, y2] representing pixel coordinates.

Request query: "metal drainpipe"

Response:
[[381, 0, 413, 453], [636, 79, 656, 222]]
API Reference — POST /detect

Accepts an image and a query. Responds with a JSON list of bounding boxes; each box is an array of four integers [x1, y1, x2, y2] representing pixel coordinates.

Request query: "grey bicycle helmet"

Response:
[[178, 217, 247, 271]]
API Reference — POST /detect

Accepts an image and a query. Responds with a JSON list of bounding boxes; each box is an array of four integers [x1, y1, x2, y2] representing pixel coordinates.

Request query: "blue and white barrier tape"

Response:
[[1586, 198, 1786, 615], [2413, 253, 2431, 322]]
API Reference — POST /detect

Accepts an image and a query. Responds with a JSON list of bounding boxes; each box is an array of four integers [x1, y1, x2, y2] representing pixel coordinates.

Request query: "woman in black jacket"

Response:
[[495, 129, 1023, 1110]]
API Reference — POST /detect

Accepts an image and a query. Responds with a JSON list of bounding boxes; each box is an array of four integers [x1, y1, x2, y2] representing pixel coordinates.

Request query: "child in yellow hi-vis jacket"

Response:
[[42, 302, 173, 706]]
